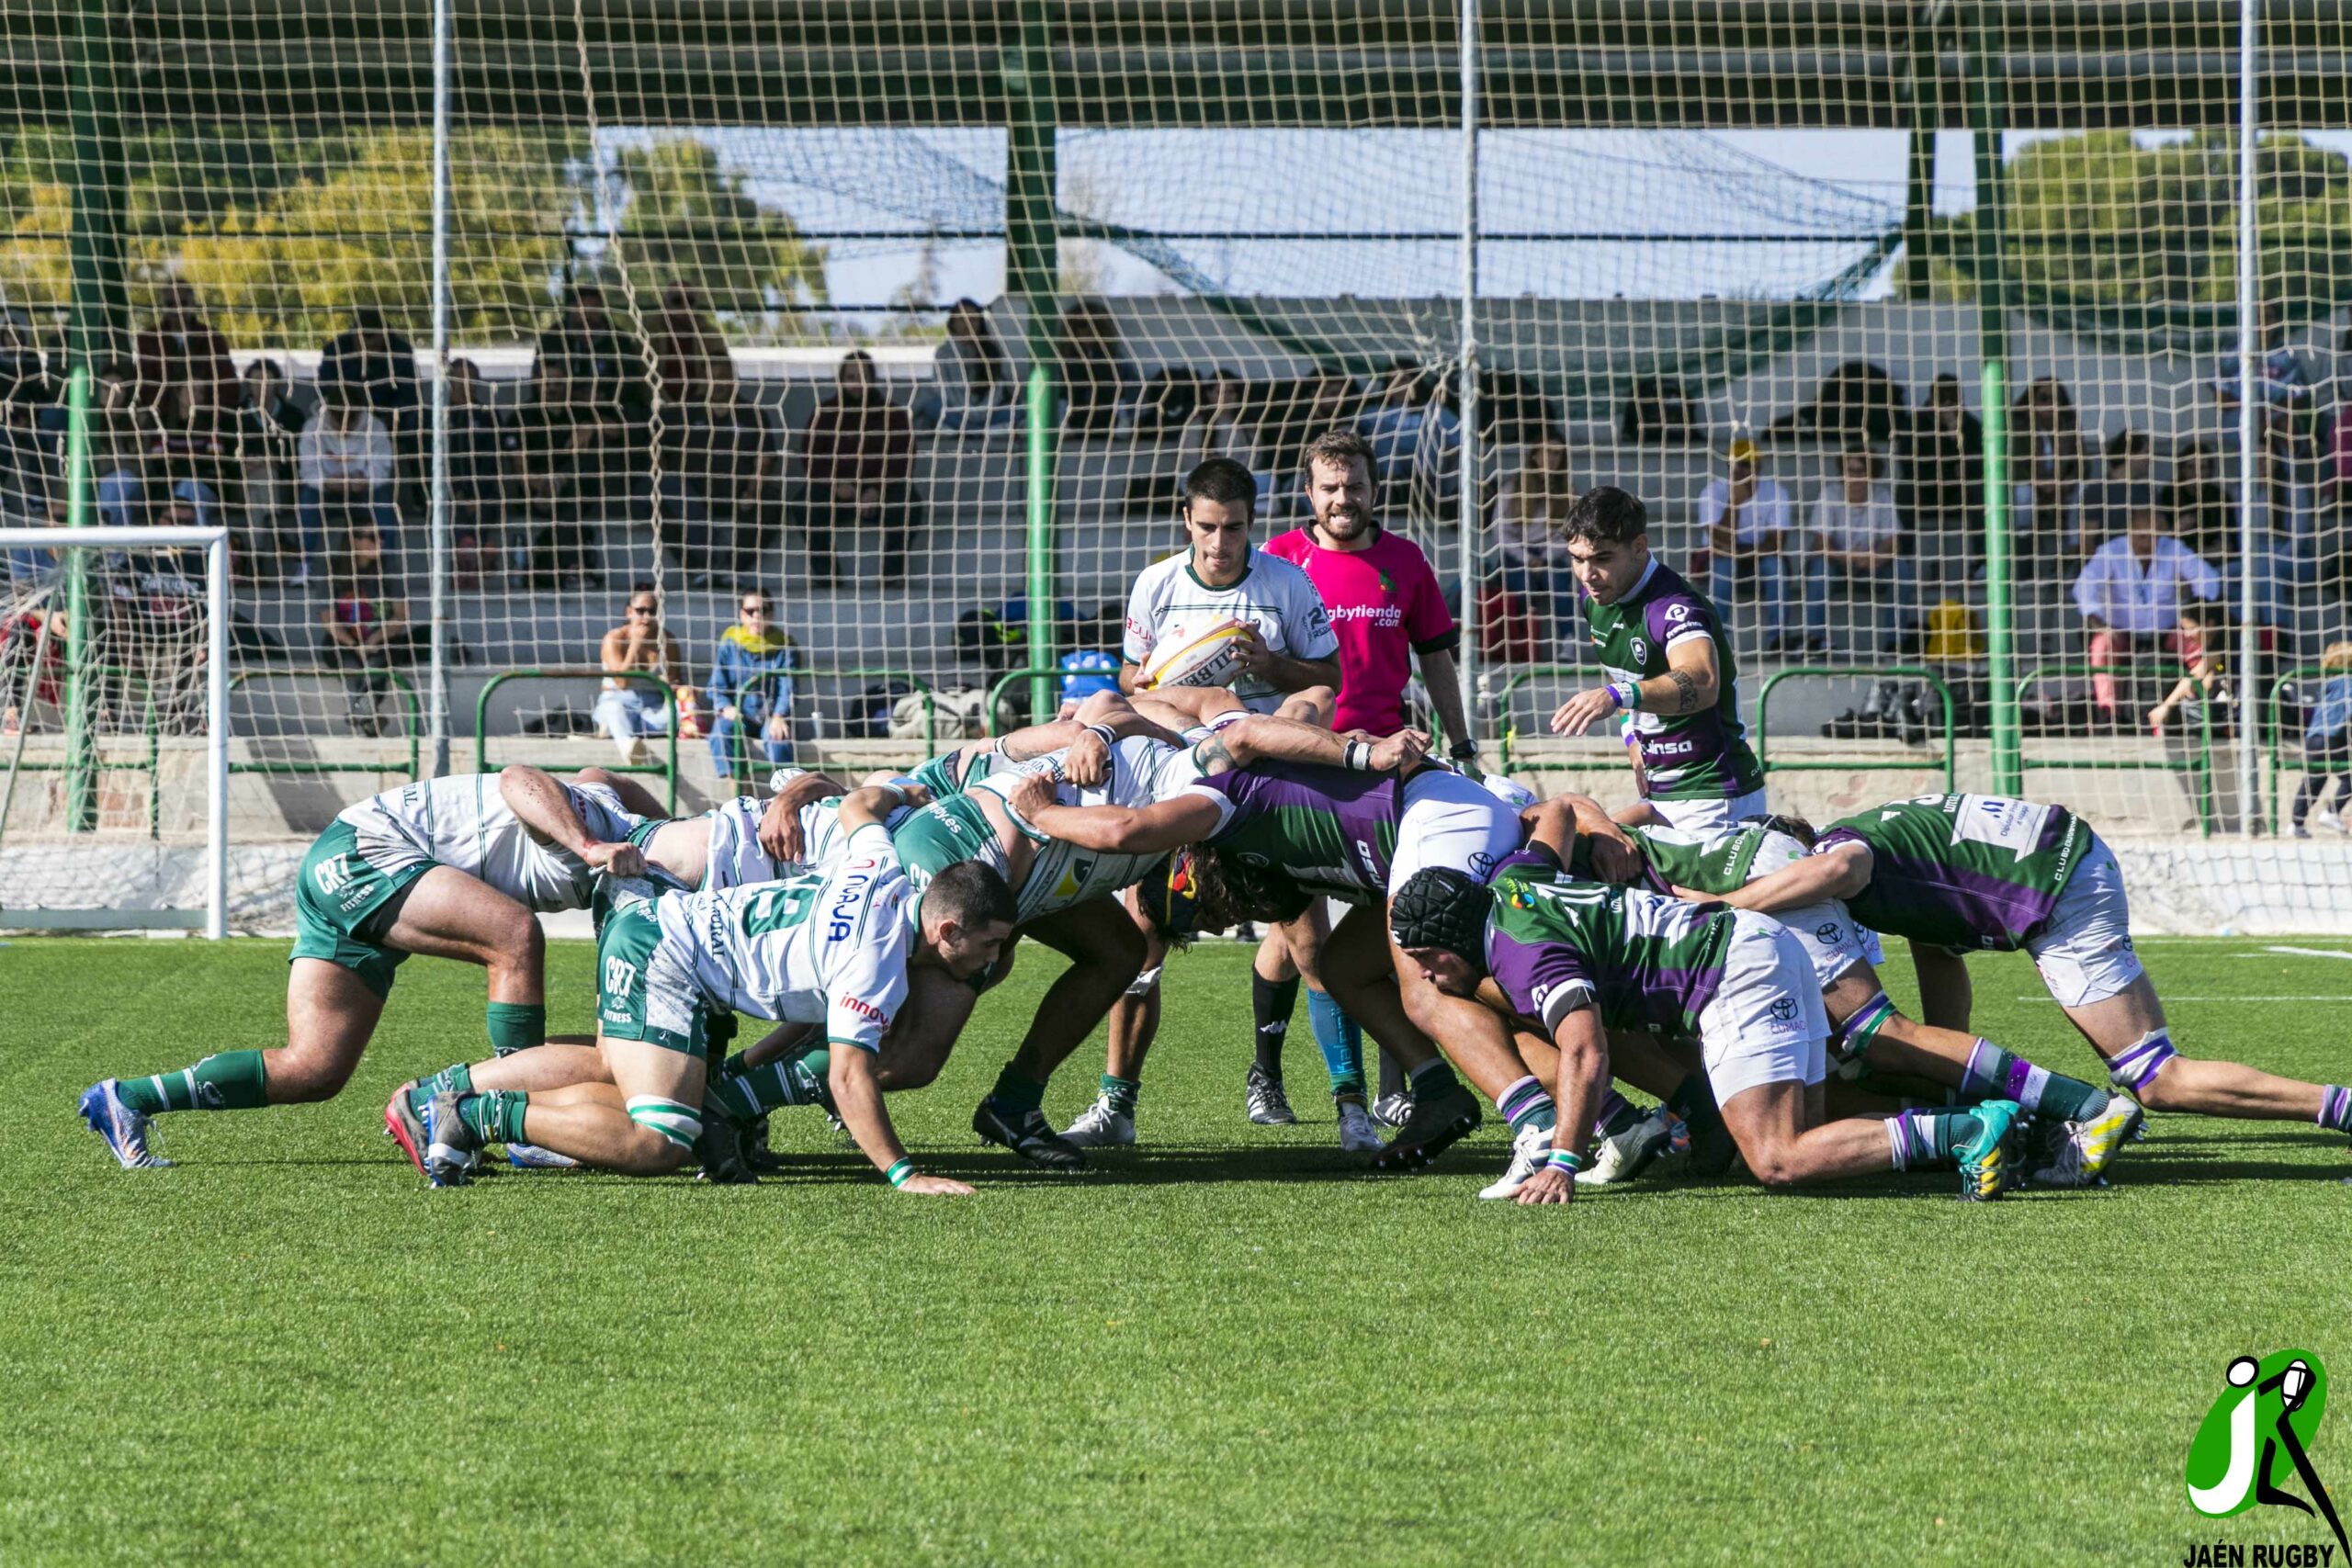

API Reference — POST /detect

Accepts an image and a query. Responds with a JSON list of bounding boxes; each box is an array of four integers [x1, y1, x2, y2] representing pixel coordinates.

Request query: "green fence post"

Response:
[[1970, 5, 2020, 797], [1008, 0, 1059, 728]]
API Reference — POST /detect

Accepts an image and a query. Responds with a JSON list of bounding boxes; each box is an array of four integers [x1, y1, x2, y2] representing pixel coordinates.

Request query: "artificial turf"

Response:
[[2, 933, 2348, 1566]]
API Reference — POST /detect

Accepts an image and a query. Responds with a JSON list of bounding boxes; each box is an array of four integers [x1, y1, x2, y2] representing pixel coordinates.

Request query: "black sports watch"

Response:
[[1448, 739, 1481, 761]]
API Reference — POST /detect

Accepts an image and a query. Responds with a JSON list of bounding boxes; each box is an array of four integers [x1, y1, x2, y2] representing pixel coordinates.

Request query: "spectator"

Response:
[[132, 281, 235, 415], [2071, 482, 2220, 723], [319, 520, 427, 738], [295, 380, 400, 583], [1897, 374, 1984, 590], [0, 373, 59, 584], [593, 583, 691, 766], [1802, 444, 1910, 656], [512, 356, 599, 591], [1357, 360, 1460, 520], [2145, 598, 2245, 741], [146, 377, 244, 560], [1055, 297, 1135, 433], [650, 286, 774, 588], [1699, 436, 1799, 639], [1770, 359, 1908, 446], [2011, 375, 2088, 576], [2075, 430, 2154, 555], [533, 283, 652, 511], [706, 586, 797, 782], [797, 350, 916, 586], [2290, 640, 2352, 836], [440, 357, 510, 587], [2171, 440, 2235, 560], [318, 307, 422, 480], [929, 298, 1014, 433], [236, 357, 305, 572], [1488, 430, 1576, 641]]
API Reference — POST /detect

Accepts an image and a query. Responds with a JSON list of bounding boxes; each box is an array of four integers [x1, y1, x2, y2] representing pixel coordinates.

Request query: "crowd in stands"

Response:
[[8, 284, 2352, 769]]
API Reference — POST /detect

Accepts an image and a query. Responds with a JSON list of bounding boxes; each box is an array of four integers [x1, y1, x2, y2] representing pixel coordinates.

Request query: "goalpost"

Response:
[[0, 525, 229, 938]]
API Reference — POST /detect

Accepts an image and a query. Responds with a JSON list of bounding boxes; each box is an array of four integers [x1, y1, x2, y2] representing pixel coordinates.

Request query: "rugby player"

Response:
[[1700, 793, 2352, 1146], [1548, 486, 1768, 830], [78, 771, 654, 1168], [1390, 854, 2028, 1205]]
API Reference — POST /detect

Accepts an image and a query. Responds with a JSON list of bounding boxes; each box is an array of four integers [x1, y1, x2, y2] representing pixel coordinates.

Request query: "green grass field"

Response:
[[4, 934, 2350, 1566]]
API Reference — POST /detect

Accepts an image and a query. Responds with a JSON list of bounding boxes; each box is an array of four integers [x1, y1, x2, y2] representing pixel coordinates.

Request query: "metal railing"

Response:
[[718, 667, 940, 791], [228, 667, 422, 782], [1755, 666, 1957, 793], [2, 664, 162, 837], [473, 669, 680, 814], [2016, 663, 2217, 837]]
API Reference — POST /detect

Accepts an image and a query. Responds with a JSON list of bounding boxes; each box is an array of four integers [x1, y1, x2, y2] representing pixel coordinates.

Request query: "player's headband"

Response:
[[1387, 867, 1491, 966], [1137, 849, 1204, 937]]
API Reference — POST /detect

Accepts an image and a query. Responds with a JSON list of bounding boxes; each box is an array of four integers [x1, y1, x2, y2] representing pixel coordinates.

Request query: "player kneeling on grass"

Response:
[[78, 770, 654, 1170], [418, 824, 1017, 1191], [1390, 851, 2030, 1203], [1700, 793, 2352, 1152]]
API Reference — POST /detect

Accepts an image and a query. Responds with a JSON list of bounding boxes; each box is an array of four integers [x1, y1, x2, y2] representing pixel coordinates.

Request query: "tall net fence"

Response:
[[2, 3, 2350, 931]]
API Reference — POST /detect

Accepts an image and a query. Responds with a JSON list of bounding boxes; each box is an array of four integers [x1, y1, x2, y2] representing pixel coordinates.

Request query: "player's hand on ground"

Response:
[[897, 1173, 975, 1197], [1062, 726, 1111, 787], [1514, 1166, 1577, 1206], [1551, 686, 1622, 738], [582, 840, 645, 877], [1005, 771, 1057, 821], [1370, 728, 1431, 772]]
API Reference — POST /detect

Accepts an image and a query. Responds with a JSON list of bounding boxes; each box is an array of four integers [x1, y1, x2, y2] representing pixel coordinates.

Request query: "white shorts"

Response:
[[1389, 767, 1523, 891], [1646, 785, 1769, 833], [2025, 835, 2144, 1009], [1777, 900, 1870, 992], [1695, 910, 1829, 1106]]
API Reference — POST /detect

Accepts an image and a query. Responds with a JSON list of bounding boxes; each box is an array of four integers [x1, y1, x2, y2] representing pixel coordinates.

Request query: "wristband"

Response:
[[1343, 739, 1373, 771], [1546, 1148, 1586, 1174], [1083, 723, 1117, 750], [1448, 739, 1480, 761], [1606, 682, 1641, 713], [885, 1157, 915, 1188]]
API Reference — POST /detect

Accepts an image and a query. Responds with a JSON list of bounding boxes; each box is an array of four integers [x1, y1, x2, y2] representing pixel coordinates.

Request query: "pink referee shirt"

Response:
[[1263, 526, 1458, 737]]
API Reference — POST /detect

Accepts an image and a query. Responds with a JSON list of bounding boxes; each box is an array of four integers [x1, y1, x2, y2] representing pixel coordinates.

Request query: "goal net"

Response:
[[0, 4, 2346, 932]]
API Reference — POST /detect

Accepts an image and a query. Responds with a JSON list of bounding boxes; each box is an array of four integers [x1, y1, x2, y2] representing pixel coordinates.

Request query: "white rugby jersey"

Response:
[[971, 736, 1194, 921], [1120, 547, 1337, 713], [697, 794, 859, 892], [651, 824, 913, 1052], [338, 774, 648, 913]]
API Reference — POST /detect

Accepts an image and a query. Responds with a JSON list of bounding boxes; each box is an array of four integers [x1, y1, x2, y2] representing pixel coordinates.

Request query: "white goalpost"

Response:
[[0, 525, 230, 939]]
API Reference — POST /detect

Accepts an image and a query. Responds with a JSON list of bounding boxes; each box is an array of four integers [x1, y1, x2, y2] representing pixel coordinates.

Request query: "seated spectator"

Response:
[[1700, 436, 1799, 636], [2290, 640, 2352, 836], [319, 307, 422, 487], [1488, 430, 1576, 641], [2146, 598, 2246, 742], [1055, 297, 1134, 433], [1896, 374, 1984, 589], [593, 584, 692, 766], [2071, 484, 2220, 723], [650, 286, 774, 587], [147, 378, 245, 565], [1358, 361, 1459, 519], [319, 520, 427, 738], [295, 380, 400, 583], [927, 298, 1015, 434], [2170, 440, 2234, 559], [234, 358, 304, 578], [2075, 430, 2154, 554], [440, 357, 510, 587], [511, 356, 600, 591], [132, 281, 236, 416], [706, 587, 797, 782], [797, 350, 916, 585], [2011, 375, 2088, 577], [1802, 445, 1911, 657]]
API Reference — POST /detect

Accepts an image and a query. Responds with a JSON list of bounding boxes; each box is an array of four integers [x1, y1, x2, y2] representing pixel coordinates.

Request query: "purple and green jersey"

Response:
[[1180, 760, 1402, 905], [1816, 794, 2088, 952], [1484, 852, 1735, 1038], [1582, 558, 1763, 803]]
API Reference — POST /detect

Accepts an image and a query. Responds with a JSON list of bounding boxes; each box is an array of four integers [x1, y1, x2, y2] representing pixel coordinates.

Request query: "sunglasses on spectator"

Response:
[[741, 604, 766, 616], [629, 604, 658, 615]]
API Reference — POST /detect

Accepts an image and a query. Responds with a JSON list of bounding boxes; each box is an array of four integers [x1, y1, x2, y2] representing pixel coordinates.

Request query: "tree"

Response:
[[582, 137, 827, 324]]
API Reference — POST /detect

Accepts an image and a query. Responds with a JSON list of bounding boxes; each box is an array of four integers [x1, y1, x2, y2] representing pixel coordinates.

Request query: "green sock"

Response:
[[2033, 1072, 2106, 1122], [989, 1062, 1047, 1115], [1406, 1056, 1461, 1100], [458, 1090, 531, 1145], [707, 1052, 830, 1123], [407, 1061, 475, 1117], [1101, 1074, 1140, 1117], [118, 1051, 270, 1115], [485, 1002, 547, 1056]]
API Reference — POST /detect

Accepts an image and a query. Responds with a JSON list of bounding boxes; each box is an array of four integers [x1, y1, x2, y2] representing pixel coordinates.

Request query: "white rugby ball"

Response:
[[1142, 618, 1254, 691]]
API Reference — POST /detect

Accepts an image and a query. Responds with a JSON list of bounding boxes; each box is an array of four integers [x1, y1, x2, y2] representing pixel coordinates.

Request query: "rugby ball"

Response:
[[1141, 618, 1254, 691]]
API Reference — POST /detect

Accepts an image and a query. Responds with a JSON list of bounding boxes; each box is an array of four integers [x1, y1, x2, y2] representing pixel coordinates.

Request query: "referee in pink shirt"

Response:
[[1255, 427, 1479, 1127]]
